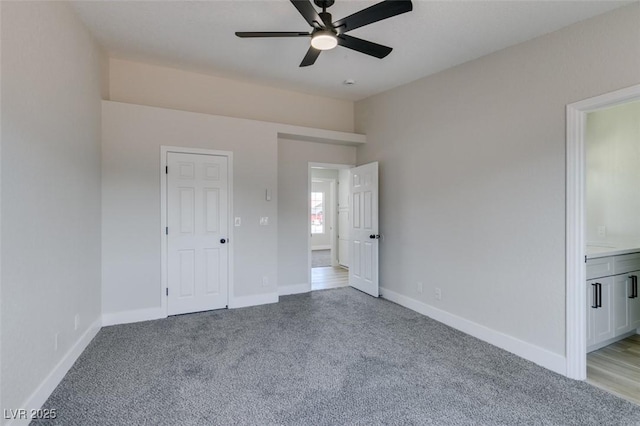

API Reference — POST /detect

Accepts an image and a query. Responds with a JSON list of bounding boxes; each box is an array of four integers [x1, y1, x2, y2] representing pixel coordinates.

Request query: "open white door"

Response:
[[349, 162, 379, 297]]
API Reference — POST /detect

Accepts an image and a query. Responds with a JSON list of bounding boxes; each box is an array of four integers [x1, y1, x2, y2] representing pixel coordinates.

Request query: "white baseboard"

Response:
[[380, 287, 567, 376], [278, 283, 310, 296], [312, 246, 331, 250], [7, 318, 102, 426], [102, 307, 166, 326], [229, 292, 279, 309]]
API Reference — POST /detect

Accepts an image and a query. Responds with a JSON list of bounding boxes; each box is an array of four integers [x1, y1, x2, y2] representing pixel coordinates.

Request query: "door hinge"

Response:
[[585, 255, 587, 263], [166, 288, 168, 296], [165, 166, 168, 174], [166, 227, 168, 235]]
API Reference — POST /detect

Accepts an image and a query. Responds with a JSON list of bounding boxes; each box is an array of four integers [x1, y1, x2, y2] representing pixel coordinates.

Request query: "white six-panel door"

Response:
[[349, 162, 379, 297], [167, 152, 229, 315]]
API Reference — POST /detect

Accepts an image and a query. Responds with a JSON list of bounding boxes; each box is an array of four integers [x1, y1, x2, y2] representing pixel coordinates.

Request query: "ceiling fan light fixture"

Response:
[[311, 31, 338, 50]]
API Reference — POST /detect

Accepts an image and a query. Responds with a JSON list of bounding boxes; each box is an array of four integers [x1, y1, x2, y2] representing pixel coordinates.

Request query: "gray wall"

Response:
[[355, 4, 640, 356], [108, 58, 355, 133], [278, 139, 356, 290], [1, 1, 104, 414], [102, 102, 357, 314], [102, 101, 280, 313]]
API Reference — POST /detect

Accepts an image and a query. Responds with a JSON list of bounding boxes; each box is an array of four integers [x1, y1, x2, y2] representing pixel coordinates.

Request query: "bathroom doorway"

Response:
[[566, 84, 640, 404]]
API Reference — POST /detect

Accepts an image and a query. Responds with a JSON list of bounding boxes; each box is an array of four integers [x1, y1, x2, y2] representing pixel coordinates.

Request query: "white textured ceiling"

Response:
[[71, 0, 631, 101]]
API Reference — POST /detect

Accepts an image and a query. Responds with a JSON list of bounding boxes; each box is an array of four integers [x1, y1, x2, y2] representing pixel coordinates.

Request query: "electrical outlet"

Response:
[[54, 333, 59, 352], [74, 314, 80, 331], [260, 217, 269, 226], [262, 276, 269, 287], [597, 225, 606, 238], [417, 282, 423, 294], [434, 287, 442, 301]]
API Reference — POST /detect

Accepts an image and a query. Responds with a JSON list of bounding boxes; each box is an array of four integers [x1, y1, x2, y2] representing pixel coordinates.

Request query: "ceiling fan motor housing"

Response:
[[314, 0, 335, 10]]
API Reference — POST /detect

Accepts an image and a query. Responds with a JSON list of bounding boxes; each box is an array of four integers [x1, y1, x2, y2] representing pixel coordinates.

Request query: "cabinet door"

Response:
[[587, 277, 615, 346], [629, 271, 640, 330], [613, 274, 631, 335]]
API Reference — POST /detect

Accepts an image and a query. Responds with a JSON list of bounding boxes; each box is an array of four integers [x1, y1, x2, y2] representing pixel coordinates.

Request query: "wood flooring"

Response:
[[311, 266, 349, 291], [587, 333, 640, 405]]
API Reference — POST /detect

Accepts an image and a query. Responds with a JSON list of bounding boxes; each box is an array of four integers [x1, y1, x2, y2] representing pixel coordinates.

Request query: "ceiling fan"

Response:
[[235, 0, 413, 67]]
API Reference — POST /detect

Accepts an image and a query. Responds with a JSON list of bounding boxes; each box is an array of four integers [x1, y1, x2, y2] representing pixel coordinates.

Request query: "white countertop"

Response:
[[586, 244, 640, 259]]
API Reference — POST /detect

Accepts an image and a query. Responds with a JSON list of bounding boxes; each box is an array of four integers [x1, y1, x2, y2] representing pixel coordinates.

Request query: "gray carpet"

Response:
[[34, 288, 640, 425], [312, 249, 331, 268]]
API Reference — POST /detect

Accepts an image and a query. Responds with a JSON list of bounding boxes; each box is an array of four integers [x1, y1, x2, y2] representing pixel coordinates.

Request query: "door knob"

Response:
[[369, 234, 381, 239], [220, 238, 227, 244], [370, 234, 375, 239]]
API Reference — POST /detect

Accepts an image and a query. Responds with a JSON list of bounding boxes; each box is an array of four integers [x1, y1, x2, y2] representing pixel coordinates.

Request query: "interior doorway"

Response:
[[582, 99, 640, 404], [566, 85, 640, 390], [309, 163, 352, 291]]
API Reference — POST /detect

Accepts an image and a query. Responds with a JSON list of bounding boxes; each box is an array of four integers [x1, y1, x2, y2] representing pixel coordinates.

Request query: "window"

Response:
[[311, 191, 324, 234]]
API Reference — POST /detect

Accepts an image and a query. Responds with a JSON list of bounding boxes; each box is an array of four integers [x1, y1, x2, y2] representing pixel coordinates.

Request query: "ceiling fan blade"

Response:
[[333, 0, 413, 34], [337, 34, 392, 59], [236, 32, 310, 38], [300, 46, 321, 67], [290, 0, 325, 29]]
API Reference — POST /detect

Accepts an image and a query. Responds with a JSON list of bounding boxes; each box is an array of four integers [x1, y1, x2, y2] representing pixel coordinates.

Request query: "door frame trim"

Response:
[[160, 146, 234, 317], [308, 162, 354, 290], [565, 84, 640, 379]]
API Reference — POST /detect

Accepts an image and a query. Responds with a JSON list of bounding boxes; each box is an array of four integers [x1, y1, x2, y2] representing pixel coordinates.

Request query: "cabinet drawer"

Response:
[[586, 256, 614, 280], [614, 252, 640, 275]]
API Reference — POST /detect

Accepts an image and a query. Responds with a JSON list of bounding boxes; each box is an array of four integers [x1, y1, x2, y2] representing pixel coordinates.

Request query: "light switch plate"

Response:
[[235, 217, 241, 227], [260, 217, 269, 226]]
